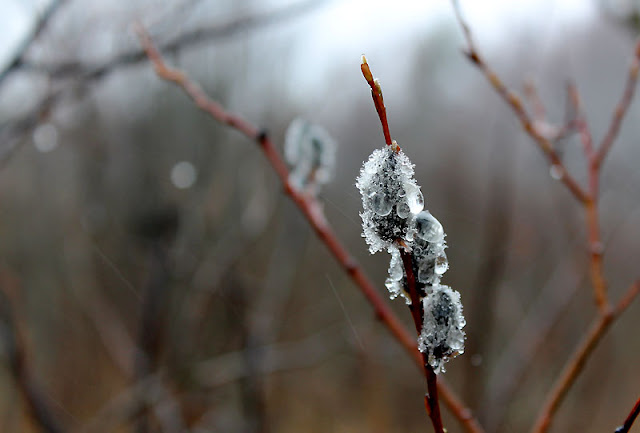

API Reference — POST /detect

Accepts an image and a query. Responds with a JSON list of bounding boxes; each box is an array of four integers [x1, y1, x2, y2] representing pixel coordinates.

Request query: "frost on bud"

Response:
[[356, 146, 424, 253], [418, 285, 466, 374], [285, 118, 336, 193]]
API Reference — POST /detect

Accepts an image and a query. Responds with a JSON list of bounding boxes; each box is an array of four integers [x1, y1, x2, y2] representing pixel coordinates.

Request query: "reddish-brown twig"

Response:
[[451, 1, 588, 204], [399, 249, 445, 433], [136, 26, 484, 433], [532, 281, 639, 433], [566, 82, 609, 311], [361, 56, 393, 146], [615, 395, 640, 433], [452, 2, 640, 432]]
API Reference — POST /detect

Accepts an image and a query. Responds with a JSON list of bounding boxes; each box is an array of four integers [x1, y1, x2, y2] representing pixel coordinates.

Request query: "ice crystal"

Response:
[[418, 285, 466, 374], [356, 145, 424, 253], [285, 118, 336, 192]]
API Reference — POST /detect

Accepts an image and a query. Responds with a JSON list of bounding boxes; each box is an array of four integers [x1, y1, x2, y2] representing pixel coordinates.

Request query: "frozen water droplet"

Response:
[[415, 211, 444, 243], [549, 165, 563, 180], [435, 253, 448, 275], [371, 192, 392, 216], [405, 184, 424, 214], [396, 201, 410, 218], [385, 279, 402, 300], [388, 248, 404, 281]]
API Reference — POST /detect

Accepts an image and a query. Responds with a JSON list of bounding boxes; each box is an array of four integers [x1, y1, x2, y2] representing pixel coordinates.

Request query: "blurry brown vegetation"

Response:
[[0, 1, 639, 432]]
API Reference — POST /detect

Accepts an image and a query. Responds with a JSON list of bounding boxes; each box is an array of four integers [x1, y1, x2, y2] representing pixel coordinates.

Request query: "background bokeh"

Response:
[[0, 0, 639, 432]]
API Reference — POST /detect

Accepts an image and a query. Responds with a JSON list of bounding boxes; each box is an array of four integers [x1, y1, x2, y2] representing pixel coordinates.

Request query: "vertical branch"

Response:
[[567, 82, 609, 311], [399, 249, 444, 433], [596, 39, 640, 167], [0, 280, 66, 433], [361, 56, 393, 146], [133, 206, 179, 433]]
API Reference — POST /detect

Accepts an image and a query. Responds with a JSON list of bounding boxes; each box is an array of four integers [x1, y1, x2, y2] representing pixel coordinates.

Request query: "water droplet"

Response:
[[388, 249, 404, 281], [371, 192, 392, 216], [415, 211, 444, 243], [396, 201, 410, 218], [549, 165, 563, 180], [405, 184, 424, 214], [385, 279, 402, 299], [435, 253, 448, 275]]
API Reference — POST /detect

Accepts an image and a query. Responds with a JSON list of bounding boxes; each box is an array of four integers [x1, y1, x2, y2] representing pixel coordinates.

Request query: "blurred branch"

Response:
[[0, 0, 328, 168], [77, 374, 168, 433], [485, 262, 583, 431], [596, 40, 640, 167], [195, 329, 340, 388], [452, 2, 640, 432], [137, 26, 484, 433], [19, 0, 329, 83], [532, 280, 640, 433], [451, 0, 588, 204], [615, 395, 640, 433], [0, 0, 66, 87], [0, 276, 66, 433]]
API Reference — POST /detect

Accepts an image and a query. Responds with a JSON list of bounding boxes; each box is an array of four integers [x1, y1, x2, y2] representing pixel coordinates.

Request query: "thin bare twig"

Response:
[[596, 39, 640, 167], [451, 0, 588, 204], [451, 3, 640, 432], [0, 278, 66, 433], [137, 26, 484, 433], [531, 280, 640, 433], [615, 395, 640, 433], [566, 82, 609, 311], [0, 0, 329, 169], [485, 260, 583, 431], [19, 0, 329, 84]]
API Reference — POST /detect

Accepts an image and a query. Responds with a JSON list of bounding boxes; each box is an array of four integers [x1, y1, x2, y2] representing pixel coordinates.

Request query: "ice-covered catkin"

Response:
[[356, 145, 424, 253], [418, 285, 466, 374], [285, 118, 336, 192]]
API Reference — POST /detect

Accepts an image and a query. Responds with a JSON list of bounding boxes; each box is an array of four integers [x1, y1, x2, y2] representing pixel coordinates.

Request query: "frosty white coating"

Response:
[[418, 285, 466, 374], [356, 146, 423, 253]]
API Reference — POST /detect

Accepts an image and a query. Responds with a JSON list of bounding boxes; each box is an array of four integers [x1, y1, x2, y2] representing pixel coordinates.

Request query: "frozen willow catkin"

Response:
[[418, 285, 466, 373], [357, 142, 465, 374], [355, 143, 424, 253], [285, 118, 336, 192]]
